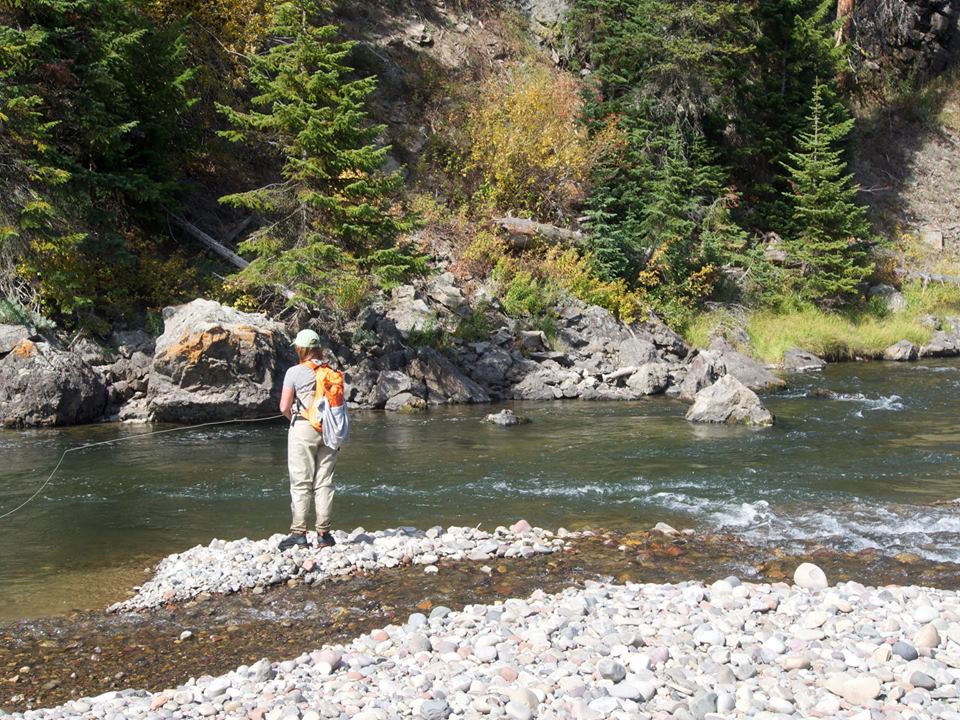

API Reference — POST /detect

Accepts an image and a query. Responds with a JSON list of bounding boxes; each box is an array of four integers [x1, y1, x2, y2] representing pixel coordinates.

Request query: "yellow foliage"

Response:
[[466, 62, 592, 220], [147, 0, 274, 56]]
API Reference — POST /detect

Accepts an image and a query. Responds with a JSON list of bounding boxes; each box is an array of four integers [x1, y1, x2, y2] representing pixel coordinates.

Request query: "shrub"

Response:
[[465, 62, 592, 220]]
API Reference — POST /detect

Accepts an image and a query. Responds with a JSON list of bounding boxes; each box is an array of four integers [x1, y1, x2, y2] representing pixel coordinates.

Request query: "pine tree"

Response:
[[781, 81, 873, 307], [734, 0, 847, 230], [217, 0, 410, 303], [1, 0, 194, 327]]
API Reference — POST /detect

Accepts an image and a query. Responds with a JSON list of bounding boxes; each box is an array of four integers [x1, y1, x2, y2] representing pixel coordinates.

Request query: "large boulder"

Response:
[[0, 324, 34, 356], [685, 375, 774, 426], [626, 362, 671, 395], [0, 340, 107, 427], [386, 285, 435, 336], [677, 350, 723, 401], [920, 330, 959, 358], [408, 347, 490, 404], [146, 299, 294, 422]]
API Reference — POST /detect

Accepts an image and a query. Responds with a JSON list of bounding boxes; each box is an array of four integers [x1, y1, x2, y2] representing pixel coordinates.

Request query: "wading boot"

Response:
[[317, 531, 336, 548], [278, 533, 308, 551]]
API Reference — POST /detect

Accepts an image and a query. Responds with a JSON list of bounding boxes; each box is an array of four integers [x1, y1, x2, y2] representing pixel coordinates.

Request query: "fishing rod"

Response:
[[0, 414, 286, 521]]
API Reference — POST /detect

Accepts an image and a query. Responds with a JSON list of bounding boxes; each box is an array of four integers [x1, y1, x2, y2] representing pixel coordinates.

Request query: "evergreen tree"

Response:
[[217, 0, 410, 304], [781, 81, 873, 307], [734, 0, 846, 230], [569, 0, 751, 300], [0, 0, 194, 327]]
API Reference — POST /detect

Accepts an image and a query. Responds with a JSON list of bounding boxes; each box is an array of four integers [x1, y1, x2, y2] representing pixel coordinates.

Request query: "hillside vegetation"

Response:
[[2, 0, 959, 355]]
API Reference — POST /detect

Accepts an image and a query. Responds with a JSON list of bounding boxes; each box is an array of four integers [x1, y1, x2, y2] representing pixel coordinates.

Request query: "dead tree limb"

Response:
[[169, 213, 296, 301], [494, 216, 585, 250], [895, 267, 960, 286]]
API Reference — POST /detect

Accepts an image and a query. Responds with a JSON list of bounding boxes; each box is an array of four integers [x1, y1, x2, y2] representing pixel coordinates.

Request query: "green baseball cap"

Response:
[[292, 329, 321, 348]]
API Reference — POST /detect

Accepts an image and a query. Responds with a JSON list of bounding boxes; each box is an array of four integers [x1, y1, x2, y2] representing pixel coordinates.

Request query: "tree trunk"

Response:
[[494, 216, 585, 250], [169, 214, 296, 301]]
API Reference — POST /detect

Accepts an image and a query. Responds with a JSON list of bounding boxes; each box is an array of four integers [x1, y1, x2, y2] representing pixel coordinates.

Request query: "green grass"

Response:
[[686, 280, 960, 363]]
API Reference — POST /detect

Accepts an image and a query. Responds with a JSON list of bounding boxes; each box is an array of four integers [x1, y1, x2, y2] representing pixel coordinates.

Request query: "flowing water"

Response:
[[2, 360, 960, 620]]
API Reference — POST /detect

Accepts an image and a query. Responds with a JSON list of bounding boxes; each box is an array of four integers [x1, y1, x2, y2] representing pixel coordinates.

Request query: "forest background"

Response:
[[2, 0, 959, 361]]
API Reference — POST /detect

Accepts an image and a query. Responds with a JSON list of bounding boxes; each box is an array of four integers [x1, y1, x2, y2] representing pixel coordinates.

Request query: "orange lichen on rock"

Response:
[[12, 340, 36, 358]]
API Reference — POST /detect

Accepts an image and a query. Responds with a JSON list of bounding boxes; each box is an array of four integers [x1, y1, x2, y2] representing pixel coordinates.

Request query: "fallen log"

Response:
[[169, 213, 296, 301], [895, 267, 960, 287], [494, 216, 585, 249]]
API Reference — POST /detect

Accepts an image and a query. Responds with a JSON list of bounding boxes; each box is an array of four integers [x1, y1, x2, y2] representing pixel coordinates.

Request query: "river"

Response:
[[2, 360, 959, 620]]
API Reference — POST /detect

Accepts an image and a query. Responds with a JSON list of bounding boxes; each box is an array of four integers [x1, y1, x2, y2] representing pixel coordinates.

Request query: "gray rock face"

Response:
[[408, 347, 490, 404], [883, 339, 919, 362], [685, 375, 774, 426], [626, 362, 670, 395], [426, 272, 470, 317], [0, 340, 107, 427], [783, 348, 827, 372], [146, 299, 294, 422], [387, 285, 435, 336], [920, 330, 960, 358], [370, 370, 417, 409], [0, 324, 34, 355], [708, 338, 785, 393], [678, 351, 723, 401]]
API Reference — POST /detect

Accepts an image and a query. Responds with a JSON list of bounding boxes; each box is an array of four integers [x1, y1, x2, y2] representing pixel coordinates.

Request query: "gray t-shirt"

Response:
[[283, 364, 318, 412]]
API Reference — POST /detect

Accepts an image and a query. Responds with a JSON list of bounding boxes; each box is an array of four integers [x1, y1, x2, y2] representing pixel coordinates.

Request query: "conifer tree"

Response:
[[218, 0, 410, 303], [781, 81, 873, 306]]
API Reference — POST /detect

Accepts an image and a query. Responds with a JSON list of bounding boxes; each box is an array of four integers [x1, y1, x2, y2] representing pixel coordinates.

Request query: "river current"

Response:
[[2, 360, 959, 619]]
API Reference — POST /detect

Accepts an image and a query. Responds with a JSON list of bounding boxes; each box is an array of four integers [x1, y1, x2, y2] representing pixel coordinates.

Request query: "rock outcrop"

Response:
[[145, 299, 294, 422], [0, 339, 107, 427], [685, 375, 775, 426], [783, 348, 828, 372]]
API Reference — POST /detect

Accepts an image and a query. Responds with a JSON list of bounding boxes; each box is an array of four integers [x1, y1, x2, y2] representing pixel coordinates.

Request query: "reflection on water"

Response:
[[2, 360, 960, 618]]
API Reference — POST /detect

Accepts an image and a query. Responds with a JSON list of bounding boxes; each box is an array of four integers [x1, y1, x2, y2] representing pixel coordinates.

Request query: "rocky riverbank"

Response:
[[109, 523, 578, 613], [4, 273, 960, 429], [5, 570, 960, 720]]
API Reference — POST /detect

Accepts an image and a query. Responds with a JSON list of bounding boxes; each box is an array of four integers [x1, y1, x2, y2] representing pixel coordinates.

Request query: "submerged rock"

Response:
[[483, 409, 530, 426], [685, 375, 774, 426]]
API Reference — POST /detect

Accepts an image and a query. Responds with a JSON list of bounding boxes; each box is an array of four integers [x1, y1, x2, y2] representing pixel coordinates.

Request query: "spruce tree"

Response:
[[218, 0, 409, 303], [781, 81, 873, 307]]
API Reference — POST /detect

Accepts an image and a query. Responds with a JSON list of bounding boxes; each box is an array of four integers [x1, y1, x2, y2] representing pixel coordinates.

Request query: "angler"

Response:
[[277, 329, 349, 552]]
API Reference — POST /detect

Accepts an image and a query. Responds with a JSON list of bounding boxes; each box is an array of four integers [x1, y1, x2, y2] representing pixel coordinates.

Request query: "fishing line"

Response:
[[0, 414, 286, 521]]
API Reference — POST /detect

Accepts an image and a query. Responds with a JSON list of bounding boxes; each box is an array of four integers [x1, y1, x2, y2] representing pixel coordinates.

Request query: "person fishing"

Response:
[[277, 329, 349, 551]]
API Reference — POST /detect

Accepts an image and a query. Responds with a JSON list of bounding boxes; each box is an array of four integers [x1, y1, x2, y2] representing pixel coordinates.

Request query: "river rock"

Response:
[[146, 299, 294, 422], [370, 370, 416, 408], [793, 563, 828, 590], [408, 347, 490, 404], [626, 362, 670, 395], [824, 675, 882, 705], [677, 350, 722, 401], [915, 623, 941, 649], [883, 339, 918, 362], [920, 330, 960, 358], [708, 338, 785, 392], [685, 375, 774, 426], [384, 392, 427, 413], [0, 340, 107, 427], [892, 641, 918, 661], [782, 348, 827, 372], [483, 409, 529, 426]]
